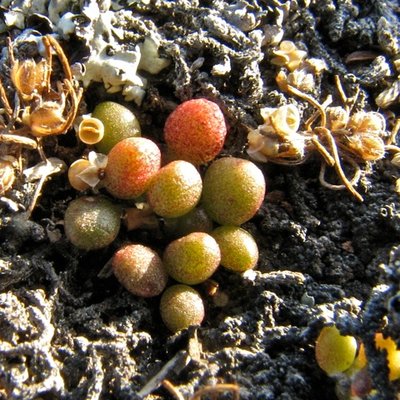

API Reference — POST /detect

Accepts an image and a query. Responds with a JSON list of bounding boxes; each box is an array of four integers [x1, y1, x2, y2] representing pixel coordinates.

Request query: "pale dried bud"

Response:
[[285, 68, 315, 92], [326, 107, 350, 131], [247, 130, 278, 161], [68, 159, 92, 191], [269, 104, 301, 137], [68, 151, 108, 191], [271, 40, 307, 71]]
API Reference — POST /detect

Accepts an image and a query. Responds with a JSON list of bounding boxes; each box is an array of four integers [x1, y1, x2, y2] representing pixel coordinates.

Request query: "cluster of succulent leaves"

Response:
[[315, 325, 400, 398], [64, 99, 266, 332]]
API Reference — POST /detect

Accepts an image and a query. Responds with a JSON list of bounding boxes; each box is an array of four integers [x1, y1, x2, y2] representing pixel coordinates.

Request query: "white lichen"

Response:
[[61, 0, 170, 105]]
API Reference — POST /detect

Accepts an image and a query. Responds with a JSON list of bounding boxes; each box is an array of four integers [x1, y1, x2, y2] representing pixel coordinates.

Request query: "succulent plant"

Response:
[[164, 98, 227, 165], [147, 160, 202, 218], [92, 101, 141, 154], [159, 284, 205, 332], [112, 244, 168, 297], [315, 325, 357, 376], [211, 226, 259, 272], [201, 157, 266, 225], [104, 137, 161, 199], [163, 206, 214, 239], [163, 232, 221, 285], [64, 196, 121, 250]]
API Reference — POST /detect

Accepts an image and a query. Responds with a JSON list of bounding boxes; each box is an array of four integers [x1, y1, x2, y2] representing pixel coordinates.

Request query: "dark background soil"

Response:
[[1, 1, 400, 399]]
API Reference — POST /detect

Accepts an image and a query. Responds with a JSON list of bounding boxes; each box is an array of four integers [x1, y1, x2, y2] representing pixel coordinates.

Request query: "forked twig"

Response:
[[286, 84, 327, 127], [319, 156, 362, 192], [317, 128, 363, 201]]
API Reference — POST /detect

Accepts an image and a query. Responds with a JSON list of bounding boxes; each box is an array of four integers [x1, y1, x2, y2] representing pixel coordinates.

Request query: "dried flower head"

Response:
[[247, 104, 305, 162], [343, 133, 386, 161], [277, 68, 316, 93], [261, 104, 300, 138], [271, 40, 307, 71], [326, 107, 350, 131], [347, 111, 386, 133]]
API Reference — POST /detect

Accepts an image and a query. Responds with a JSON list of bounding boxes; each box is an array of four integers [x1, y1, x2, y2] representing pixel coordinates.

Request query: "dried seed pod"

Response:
[[326, 107, 349, 131], [344, 133, 385, 161], [347, 111, 386, 133], [375, 79, 400, 109], [269, 104, 301, 137], [11, 59, 48, 101], [112, 244, 168, 297], [78, 117, 105, 145], [285, 68, 316, 92], [160, 284, 205, 332], [247, 131, 278, 161]]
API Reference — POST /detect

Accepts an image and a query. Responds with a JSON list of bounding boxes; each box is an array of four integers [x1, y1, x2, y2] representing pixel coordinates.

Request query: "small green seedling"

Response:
[[164, 98, 227, 165], [315, 325, 357, 376], [211, 226, 259, 272], [147, 160, 202, 218], [202, 157, 266, 225], [112, 244, 168, 297], [163, 232, 221, 285], [93, 101, 141, 153], [104, 137, 161, 199], [64, 196, 121, 250], [160, 284, 205, 332]]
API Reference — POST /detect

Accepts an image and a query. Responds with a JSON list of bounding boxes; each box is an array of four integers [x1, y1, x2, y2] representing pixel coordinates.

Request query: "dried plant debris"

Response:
[[0, 1, 400, 400]]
